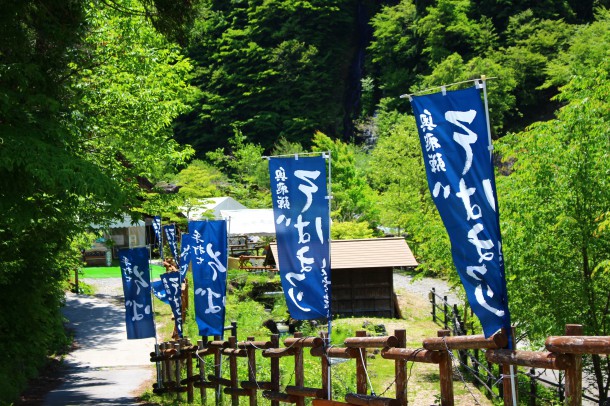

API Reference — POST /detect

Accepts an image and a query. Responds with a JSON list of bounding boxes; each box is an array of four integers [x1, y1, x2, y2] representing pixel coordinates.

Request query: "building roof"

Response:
[[269, 237, 418, 270], [181, 197, 248, 220], [221, 209, 276, 236]]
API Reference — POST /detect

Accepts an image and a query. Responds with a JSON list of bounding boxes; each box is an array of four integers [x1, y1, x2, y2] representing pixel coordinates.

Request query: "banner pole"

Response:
[[480, 76, 494, 162], [481, 76, 517, 406], [325, 150, 332, 400], [148, 244, 162, 389]]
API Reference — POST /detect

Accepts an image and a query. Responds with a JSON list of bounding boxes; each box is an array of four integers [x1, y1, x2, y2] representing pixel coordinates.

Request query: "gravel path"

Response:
[[393, 271, 462, 307]]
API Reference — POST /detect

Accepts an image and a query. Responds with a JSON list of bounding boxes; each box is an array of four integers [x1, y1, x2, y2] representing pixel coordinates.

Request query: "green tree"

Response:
[[496, 15, 610, 398], [0, 0, 196, 400], [367, 108, 453, 276], [176, 0, 357, 154], [311, 132, 379, 226], [206, 129, 271, 208]]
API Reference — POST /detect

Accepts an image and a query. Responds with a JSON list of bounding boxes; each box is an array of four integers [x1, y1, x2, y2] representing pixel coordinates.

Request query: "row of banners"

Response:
[[119, 83, 511, 343]]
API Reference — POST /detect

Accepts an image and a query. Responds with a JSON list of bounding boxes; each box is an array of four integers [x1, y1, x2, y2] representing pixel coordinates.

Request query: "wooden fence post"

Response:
[[228, 336, 239, 406], [214, 335, 223, 405], [246, 336, 258, 406], [197, 338, 207, 405], [186, 343, 194, 403], [174, 342, 182, 402], [443, 296, 449, 329], [395, 329, 407, 405], [270, 334, 280, 406], [564, 324, 583, 406], [294, 332, 305, 406], [355, 330, 368, 395], [320, 331, 330, 400], [437, 330, 454, 406]]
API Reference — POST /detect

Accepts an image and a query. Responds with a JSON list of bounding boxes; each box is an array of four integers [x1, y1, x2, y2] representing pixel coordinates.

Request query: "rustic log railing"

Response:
[[150, 324, 610, 406]]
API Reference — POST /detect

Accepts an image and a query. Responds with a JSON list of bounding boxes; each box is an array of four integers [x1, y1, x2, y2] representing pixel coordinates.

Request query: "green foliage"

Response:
[[496, 18, 610, 396], [176, 0, 358, 153], [367, 109, 453, 277], [331, 221, 375, 240], [312, 132, 379, 225], [206, 129, 271, 208], [0, 0, 196, 402]]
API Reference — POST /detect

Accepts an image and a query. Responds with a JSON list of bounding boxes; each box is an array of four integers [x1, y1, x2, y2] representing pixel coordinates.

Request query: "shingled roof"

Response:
[[269, 237, 418, 270]]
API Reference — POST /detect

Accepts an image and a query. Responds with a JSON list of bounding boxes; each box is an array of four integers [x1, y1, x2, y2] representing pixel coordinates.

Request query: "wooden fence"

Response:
[[149, 324, 610, 405], [429, 290, 605, 405]]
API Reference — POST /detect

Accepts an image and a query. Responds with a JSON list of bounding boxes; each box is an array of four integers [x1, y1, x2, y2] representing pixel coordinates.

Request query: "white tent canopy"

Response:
[[221, 209, 276, 236], [181, 197, 248, 220]]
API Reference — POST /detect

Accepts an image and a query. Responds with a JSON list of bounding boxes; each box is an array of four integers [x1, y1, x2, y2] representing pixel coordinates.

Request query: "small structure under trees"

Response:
[[267, 237, 418, 318]]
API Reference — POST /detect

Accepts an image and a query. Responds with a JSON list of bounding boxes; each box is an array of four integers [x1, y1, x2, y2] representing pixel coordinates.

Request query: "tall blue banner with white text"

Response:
[[410, 86, 511, 339], [161, 271, 183, 338], [153, 216, 162, 258], [179, 233, 192, 280], [188, 220, 228, 336], [163, 224, 179, 262], [119, 247, 156, 339], [269, 156, 331, 320]]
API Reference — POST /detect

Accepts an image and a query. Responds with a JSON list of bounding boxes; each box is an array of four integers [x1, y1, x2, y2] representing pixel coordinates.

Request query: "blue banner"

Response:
[[410, 86, 510, 339], [119, 247, 156, 339], [179, 233, 192, 280], [268, 155, 331, 320], [151, 279, 170, 304], [188, 220, 228, 336], [161, 271, 183, 338], [163, 224, 179, 262], [152, 216, 162, 258]]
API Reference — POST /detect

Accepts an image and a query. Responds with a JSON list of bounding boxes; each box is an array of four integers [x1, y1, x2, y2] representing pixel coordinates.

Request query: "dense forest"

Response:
[[1, 0, 610, 402]]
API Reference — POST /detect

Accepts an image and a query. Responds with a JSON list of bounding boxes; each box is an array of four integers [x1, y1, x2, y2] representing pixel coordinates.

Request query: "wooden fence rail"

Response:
[[149, 324, 610, 405]]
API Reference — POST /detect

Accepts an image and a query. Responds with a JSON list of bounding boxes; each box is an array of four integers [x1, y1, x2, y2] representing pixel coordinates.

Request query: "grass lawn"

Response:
[[80, 263, 165, 279]]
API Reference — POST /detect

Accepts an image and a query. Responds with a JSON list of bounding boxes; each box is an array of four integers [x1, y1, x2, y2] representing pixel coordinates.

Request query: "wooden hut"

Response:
[[267, 237, 418, 318]]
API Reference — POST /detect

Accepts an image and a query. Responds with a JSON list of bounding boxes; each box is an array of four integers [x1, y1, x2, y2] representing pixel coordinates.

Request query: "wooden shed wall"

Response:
[[331, 267, 394, 318]]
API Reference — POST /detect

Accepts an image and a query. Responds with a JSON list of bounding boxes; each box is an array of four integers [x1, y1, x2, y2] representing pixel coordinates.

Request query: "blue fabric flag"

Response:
[[188, 220, 228, 336], [163, 224, 179, 263], [151, 279, 170, 304], [179, 233, 192, 280], [161, 271, 183, 338], [268, 155, 331, 320], [152, 216, 163, 258], [119, 247, 156, 339], [410, 86, 511, 339]]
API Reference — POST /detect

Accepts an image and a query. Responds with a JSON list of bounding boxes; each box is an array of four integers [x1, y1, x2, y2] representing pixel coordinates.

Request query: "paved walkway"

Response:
[[43, 292, 155, 405]]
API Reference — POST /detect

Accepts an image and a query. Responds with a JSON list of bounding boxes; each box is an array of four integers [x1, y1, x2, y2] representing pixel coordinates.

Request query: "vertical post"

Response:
[[438, 329, 454, 406], [198, 338, 207, 405], [294, 332, 305, 406], [231, 321, 238, 338], [228, 336, 239, 406], [431, 288, 436, 323], [395, 329, 407, 405], [246, 336, 257, 406], [320, 331, 330, 400], [473, 349, 480, 386], [443, 296, 448, 329], [529, 368, 536, 406], [155, 343, 163, 390], [270, 334, 280, 406], [214, 335, 223, 405], [174, 342, 182, 402], [502, 327, 517, 406], [355, 330, 368, 395], [186, 344, 194, 403], [564, 324, 583, 406]]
